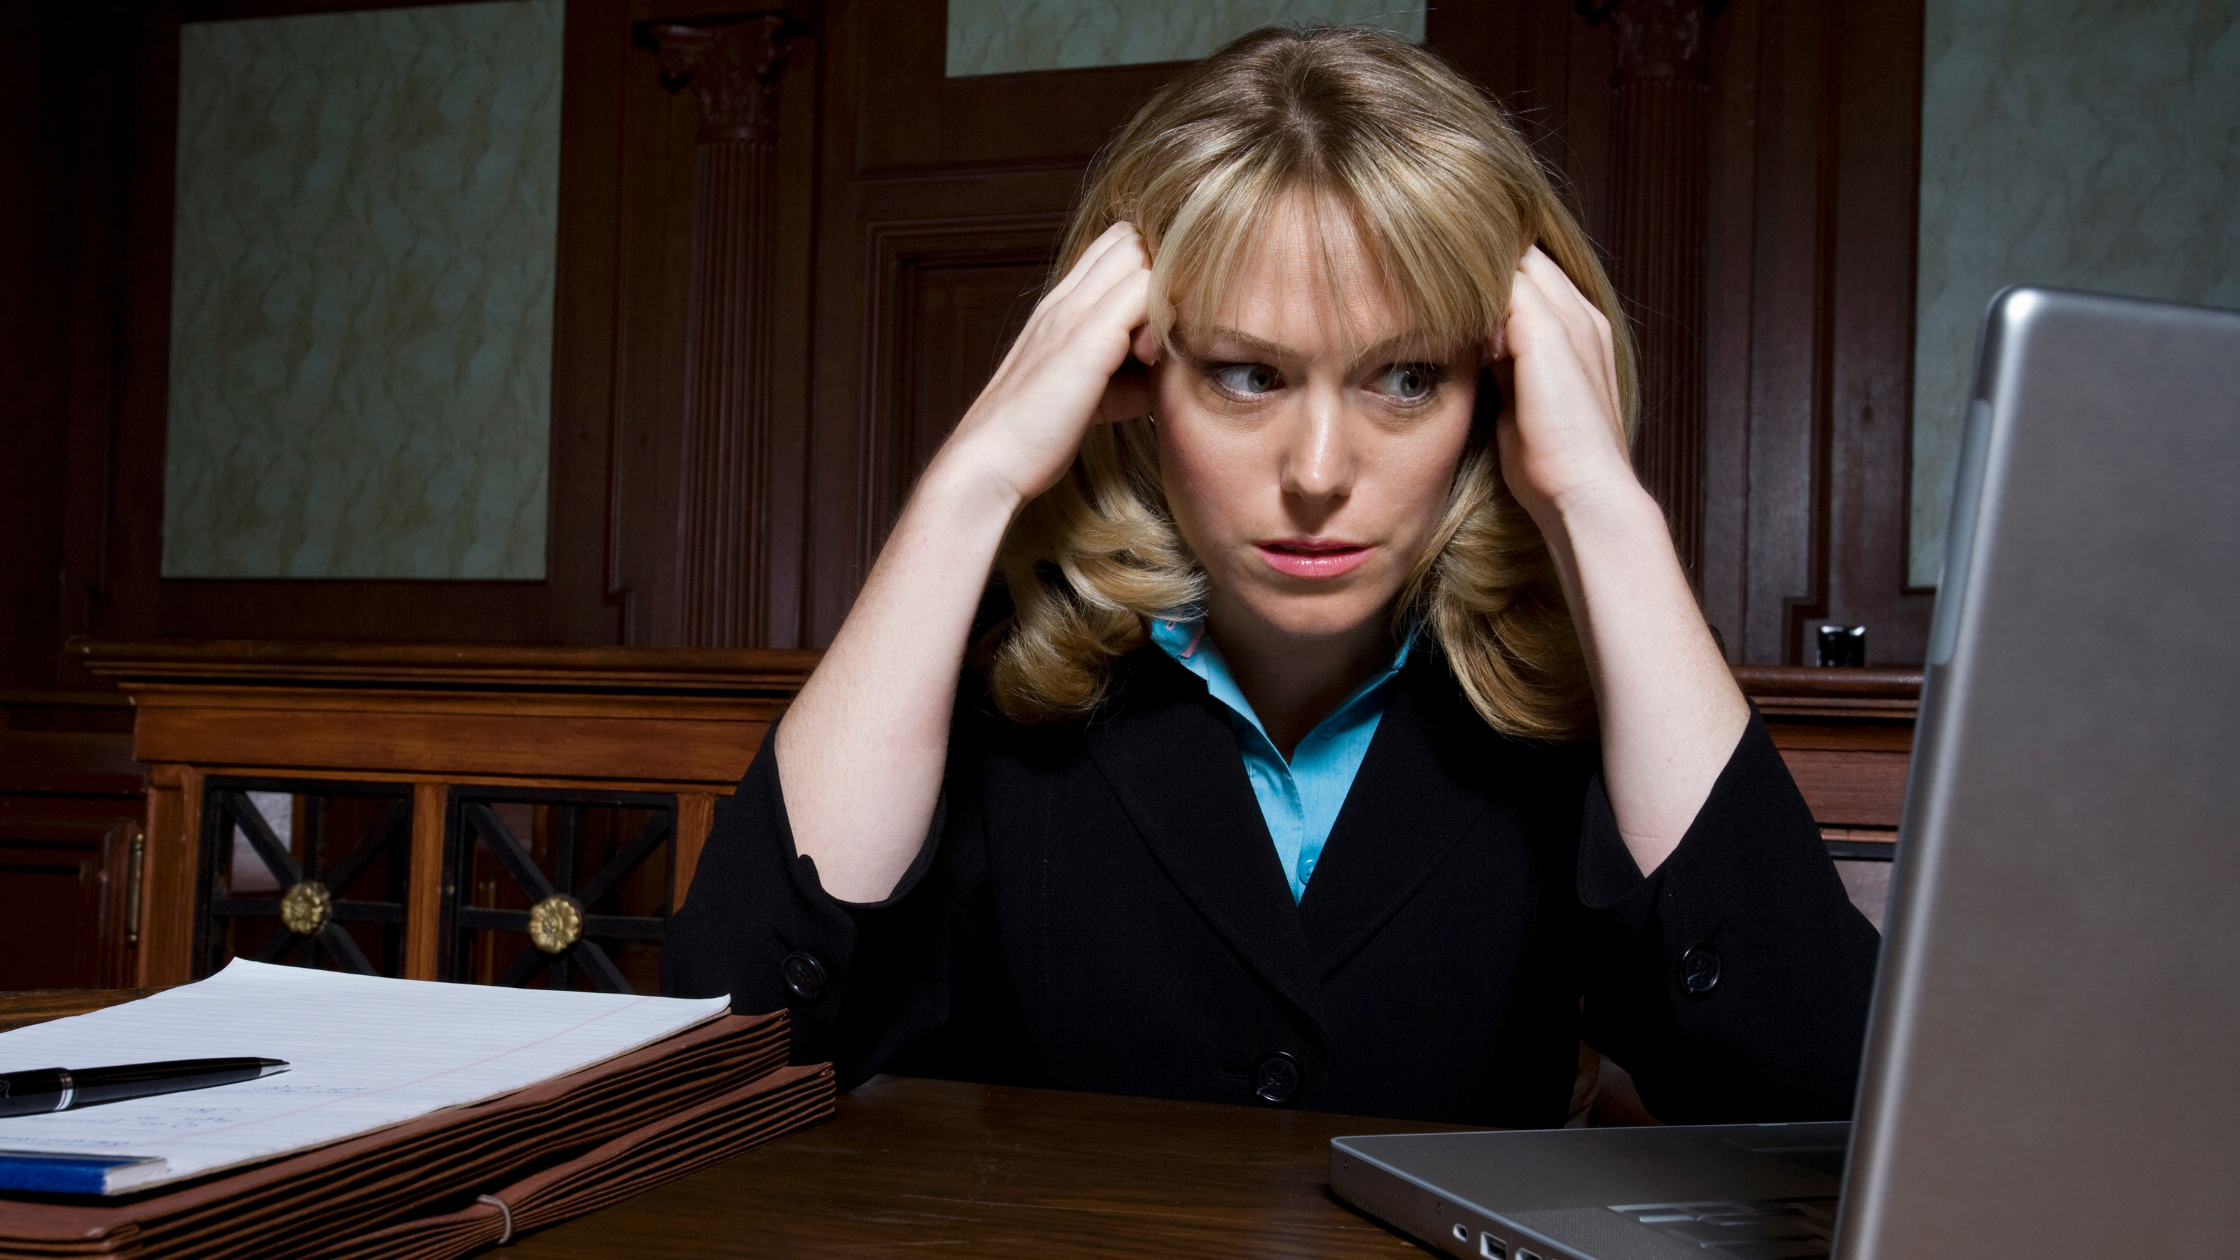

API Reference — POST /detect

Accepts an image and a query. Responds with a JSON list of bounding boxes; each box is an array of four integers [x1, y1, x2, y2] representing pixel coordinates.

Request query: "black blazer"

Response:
[[663, 644, 1881, 1126]]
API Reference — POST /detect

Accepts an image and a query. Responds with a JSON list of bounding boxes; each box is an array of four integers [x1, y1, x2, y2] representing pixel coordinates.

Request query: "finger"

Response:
[[997, 231, 1126, 382], [1503, 264, 1561, 358], [1047, 223, 1145, 316], [1041, 229, 1119, 307], [1518, 248, 1615, 398], [1073, 255, 1153, 350], [1504, 266, 1622, 438], [1520, 245, 1591, 316], [1055, 227, 1150, 323], [993, 228, 1143, 386], [1034, 221, 1137, 316], [1518, 247, 1599, 348]]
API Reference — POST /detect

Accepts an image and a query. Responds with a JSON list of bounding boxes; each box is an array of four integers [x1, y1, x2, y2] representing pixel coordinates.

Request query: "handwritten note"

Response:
[[0, 960, 726, 1192]]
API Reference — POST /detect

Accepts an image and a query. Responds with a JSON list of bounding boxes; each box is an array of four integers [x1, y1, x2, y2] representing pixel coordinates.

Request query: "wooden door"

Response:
[[797, 0, 1189, 644]]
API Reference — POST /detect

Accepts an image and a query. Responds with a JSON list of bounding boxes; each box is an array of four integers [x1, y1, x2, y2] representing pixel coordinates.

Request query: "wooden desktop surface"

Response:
[[505, 1074, 1461, 1258]]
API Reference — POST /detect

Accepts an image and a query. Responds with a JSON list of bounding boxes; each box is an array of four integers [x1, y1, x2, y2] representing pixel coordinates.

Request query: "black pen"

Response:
[[0, 1058, 289, 1118]]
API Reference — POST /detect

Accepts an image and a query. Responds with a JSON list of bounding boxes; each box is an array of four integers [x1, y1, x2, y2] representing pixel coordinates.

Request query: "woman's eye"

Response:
[[1373, 364, 1441, 401], [1209, 363, 1281, 396]]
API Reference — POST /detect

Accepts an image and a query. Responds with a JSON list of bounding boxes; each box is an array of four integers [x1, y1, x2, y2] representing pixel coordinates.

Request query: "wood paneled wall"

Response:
[[1438, 0, 1933, 667], [1, 0, 1931, 694]]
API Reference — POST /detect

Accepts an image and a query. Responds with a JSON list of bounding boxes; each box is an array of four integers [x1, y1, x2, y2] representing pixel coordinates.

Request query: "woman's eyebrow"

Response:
[[1346, 332, 1451, 368], [1189, 326, 1447, 366], [1189, 327, 1292, 359]]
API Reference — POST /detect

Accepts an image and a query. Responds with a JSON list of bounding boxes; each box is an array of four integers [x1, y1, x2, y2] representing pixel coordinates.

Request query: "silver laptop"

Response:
[[1331, 286, 2240, 1260]]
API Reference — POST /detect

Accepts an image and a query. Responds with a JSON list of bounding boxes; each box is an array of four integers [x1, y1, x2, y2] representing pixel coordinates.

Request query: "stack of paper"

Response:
[[0, 961, 832, 1259]]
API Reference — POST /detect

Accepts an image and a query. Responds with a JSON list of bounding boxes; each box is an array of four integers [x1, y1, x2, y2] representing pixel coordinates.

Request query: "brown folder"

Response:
[[313, 1062, 833, 1260], [0, 1011, 834, 1259]]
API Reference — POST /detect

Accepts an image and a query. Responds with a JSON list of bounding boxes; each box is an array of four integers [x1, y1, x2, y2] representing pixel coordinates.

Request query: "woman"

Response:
[[665, 27, 1878, 1127]]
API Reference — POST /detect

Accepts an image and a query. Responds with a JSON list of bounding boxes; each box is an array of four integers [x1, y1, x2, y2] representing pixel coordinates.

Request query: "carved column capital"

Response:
[[650, 14, 788, 144], [1576, 0, 1723, 85]]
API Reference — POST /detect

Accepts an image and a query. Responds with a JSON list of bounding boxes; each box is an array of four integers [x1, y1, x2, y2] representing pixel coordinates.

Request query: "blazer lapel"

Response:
[[1083, 654, 1329, 1037], [1297, 651, 1496, 976]]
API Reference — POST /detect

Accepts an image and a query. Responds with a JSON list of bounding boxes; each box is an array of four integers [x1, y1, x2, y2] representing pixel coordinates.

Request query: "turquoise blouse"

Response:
[[1148, 615, 1415, 902]]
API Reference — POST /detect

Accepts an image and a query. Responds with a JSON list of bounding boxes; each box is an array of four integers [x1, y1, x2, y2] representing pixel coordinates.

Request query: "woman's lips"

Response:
[[1254, 538, 1373, 579]]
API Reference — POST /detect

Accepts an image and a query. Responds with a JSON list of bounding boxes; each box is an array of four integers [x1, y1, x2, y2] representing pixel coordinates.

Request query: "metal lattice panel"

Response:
[[195, 779, 412, 978], [441, 788, 676, 994]]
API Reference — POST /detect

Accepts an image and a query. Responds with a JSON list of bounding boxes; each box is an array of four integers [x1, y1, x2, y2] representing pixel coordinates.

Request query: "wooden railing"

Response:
[[63, 641, 1918, 988], [73, 640, 818, 989], [1737, 666, 1919, 855]]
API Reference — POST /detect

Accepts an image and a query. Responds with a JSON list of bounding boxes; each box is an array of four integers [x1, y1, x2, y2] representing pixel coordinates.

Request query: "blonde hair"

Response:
[[987, 26, 1637, 740]]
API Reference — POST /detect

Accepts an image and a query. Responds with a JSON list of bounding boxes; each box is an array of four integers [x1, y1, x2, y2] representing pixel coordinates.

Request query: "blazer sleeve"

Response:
[[1574, 708, 1883, 1124], [660, 720, 967, 1086]]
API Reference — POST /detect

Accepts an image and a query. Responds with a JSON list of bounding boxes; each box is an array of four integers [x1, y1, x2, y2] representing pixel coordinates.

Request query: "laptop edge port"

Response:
[[1479, 1232, 1508, 1258]]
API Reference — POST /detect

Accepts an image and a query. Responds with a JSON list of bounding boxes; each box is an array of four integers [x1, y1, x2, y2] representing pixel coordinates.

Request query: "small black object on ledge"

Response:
[[1816, 624, 1867, 668]]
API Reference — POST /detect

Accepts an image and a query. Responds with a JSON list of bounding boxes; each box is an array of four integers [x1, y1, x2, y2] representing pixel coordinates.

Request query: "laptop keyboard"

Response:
[[1605, 1198, 1837, 1259]]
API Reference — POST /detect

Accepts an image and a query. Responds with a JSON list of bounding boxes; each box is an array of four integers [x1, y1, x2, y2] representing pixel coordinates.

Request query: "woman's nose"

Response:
[[1279, 388, 1356, 505]]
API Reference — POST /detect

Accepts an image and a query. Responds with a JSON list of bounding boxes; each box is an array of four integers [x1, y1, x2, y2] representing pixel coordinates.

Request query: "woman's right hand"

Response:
[[934, 221, 1156, 508], [775, 222, 1152, 904]]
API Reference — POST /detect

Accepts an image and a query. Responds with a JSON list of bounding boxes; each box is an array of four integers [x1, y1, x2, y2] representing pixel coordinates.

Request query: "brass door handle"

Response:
[[125, 827, 145, 949]]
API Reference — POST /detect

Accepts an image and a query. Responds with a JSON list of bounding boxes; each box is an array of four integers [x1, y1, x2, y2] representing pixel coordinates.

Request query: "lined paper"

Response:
[[0, 960, 727, 1192]]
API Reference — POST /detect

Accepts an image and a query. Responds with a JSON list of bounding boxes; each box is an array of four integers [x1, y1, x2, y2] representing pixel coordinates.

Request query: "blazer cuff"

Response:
[[661, 718, 947, 1073], [1574, 705, 1806, 931], [1576, 705, 1881, 1122]]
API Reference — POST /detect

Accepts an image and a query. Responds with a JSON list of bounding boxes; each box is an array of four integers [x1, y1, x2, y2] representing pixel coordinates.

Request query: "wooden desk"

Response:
[[506, 1075, 1461, 1259], [0, 991, 1445, 1256]]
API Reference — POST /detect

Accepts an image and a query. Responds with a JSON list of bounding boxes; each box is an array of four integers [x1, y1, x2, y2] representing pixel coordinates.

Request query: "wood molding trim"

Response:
[[1731, 663, 1920, 719], [854, 212, 1068, 578], [75, 640, 816, 785], [71, 638, 821, 692]]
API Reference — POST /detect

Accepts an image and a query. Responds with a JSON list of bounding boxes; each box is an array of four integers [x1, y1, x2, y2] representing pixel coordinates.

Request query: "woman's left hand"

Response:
[[1492, 246, 1637, 527], [1492, 248, 1749, 879]]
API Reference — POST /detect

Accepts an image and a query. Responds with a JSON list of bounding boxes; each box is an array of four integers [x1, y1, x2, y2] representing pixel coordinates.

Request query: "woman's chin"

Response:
[[1226, 592, 1401, 645]]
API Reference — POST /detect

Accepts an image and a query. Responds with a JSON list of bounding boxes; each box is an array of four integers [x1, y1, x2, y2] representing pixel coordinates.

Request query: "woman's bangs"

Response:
[[1154, 176, 1493, 360], [1338, 146, 1515, 352], [1148, 156, 1288, 352]]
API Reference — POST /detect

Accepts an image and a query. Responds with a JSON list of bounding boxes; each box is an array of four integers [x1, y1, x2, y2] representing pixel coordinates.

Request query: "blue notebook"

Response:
[[0, 1151, 167, 1195]]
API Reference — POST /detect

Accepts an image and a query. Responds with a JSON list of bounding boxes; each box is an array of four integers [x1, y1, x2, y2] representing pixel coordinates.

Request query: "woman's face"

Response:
[[1151, 194, 1480, 646]]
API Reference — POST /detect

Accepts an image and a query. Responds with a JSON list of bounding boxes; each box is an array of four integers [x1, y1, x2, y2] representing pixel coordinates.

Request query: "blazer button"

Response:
[[1253, 1052, 1302, 1105], [1679, 942, 1722, 997], [781, 951, 827, 1001]]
